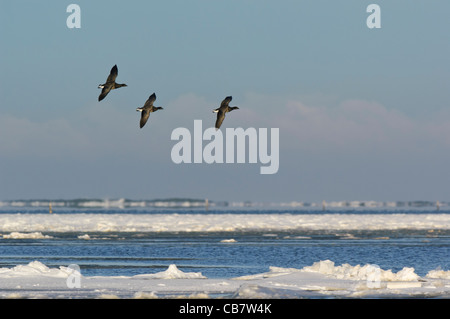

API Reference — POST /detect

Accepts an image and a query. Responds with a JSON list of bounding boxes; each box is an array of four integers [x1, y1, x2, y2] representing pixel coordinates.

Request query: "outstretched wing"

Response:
[[220, 96, 232, 108], [215, 110, 226, 129], [140, 109, 151, 128], [106, 65, 118, 83], [144, 93, 156, 107], [98, 85, 112, 101]]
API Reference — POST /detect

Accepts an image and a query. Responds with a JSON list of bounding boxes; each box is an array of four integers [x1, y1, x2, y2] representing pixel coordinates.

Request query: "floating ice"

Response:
[[220, 239, 237, 243], [0, 213, 448, 233], [426, 269, 450, 279], [2, 232, 53, 239], [133, 264, 206, 279], [0, 261, 73, 278], [302, 260, 420, 282], [0, 260, 448, 298]]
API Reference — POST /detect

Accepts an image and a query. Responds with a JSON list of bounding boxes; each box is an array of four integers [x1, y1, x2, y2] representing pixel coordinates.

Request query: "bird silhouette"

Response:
[[213, 96, 239, 129], [98, 65, 127, 101], [136, 93, 163, 128]]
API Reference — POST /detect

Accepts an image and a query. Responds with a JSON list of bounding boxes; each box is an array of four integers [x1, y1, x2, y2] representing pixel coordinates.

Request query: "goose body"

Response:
[[98, 65, 127, 101], [136, 93, 163, 128], [213, 96, 239, 129]]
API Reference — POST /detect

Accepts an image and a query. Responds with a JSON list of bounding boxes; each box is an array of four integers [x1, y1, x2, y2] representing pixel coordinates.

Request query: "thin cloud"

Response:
[[267, 97, 439, 155]]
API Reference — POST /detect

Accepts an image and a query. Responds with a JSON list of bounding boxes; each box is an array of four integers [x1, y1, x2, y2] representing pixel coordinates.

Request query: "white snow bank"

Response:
[[133, 264, 206, 279], [0, 262, 202, 280], [1, 232, 53, 239], [302, 260, 420, 282], [0, 213, 448, 233], [426, 269, 450, 279], [0, 260, 448, 299], [0, 261, 76, 278]]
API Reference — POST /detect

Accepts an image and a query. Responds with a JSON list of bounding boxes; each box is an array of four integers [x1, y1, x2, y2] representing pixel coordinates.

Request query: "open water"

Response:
[[0, 200, 449, 278]]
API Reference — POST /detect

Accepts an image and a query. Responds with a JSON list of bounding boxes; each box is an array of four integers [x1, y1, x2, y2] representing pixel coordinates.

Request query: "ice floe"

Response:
[[0, 260, 448, 299], [0, 213, 448, 233]]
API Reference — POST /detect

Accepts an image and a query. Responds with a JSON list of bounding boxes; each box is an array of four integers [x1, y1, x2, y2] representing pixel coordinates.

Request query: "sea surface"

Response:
[[0, 199, 449, 279]]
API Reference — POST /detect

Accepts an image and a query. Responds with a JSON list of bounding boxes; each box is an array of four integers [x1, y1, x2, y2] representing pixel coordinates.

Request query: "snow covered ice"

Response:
[[0, 260, 449, 299], [0, 211, 449, 298], [0, 212, 449, 233]]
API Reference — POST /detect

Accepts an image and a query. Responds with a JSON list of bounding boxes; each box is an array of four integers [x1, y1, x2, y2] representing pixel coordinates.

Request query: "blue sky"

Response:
[[1, 1, 450, 203]]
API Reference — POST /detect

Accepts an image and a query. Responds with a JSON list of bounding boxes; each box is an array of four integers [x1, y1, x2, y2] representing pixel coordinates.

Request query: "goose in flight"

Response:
[[213, 96, 239, 129], [136, 93, 163, 128], [98, 64, 127, 101]]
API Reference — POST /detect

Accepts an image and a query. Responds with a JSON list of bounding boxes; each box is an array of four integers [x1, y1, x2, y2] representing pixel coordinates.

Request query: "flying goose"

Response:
[[136, 93, 163, 128], [213, 96, 239, 129], [98, 64, 127, 101]]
